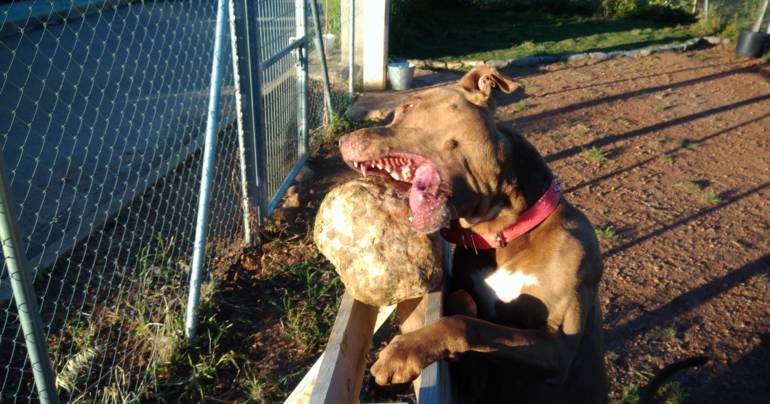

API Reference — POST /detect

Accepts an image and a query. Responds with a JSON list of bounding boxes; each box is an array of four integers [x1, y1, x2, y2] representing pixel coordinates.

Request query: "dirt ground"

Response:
[[188, 45, 769, 403], [500, 46, 770, 403]]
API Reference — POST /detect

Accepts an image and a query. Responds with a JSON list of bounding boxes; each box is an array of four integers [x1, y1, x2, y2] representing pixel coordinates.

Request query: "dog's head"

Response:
[[339, 65, 520, 234]]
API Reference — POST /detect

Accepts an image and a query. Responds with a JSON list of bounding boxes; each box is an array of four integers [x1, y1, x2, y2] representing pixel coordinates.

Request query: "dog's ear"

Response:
[[458, 64, 520, 107]]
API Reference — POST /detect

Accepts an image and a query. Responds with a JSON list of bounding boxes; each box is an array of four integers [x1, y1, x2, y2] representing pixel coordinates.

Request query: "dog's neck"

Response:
[[461, 127, 553, 237]]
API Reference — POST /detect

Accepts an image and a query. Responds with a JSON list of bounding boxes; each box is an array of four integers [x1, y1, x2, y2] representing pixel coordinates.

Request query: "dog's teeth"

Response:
[[361, 165, 367, 177], [390, 172, 400, 180], [376, 164, 383, 170], [408, 216, 413, 222], [401, 166, 411, 180]]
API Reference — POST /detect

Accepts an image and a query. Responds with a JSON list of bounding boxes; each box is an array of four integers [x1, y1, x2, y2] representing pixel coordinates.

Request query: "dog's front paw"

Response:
[[371, 333, 440, 385]]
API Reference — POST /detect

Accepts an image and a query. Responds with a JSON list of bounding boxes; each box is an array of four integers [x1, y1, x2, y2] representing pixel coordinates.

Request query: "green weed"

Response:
[[323, 112, 352, 145], [582, 147, 609, 163], [622, 383, 641, 404], [659, 381, 688, 404], [511, 101, 529, 112], [703, 191, 721, 205], [595, 225, 619, 241], [653, 326, 678, 341]]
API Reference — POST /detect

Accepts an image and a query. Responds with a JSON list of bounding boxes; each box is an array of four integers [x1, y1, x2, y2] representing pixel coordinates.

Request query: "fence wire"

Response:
[[0, 0, 244, 401], [0, 0, 347, 401]]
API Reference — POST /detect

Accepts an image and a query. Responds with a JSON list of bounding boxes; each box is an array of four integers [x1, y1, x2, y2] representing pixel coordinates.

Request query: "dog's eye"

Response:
[[444, 139, 459, 150]]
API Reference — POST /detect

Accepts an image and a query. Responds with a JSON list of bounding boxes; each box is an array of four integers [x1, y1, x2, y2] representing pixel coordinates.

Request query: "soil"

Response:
[[498, 45, 770, 403], [168, 45, 769, 403]]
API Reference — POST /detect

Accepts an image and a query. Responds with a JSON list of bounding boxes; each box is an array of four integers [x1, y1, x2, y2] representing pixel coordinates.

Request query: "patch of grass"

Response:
[[659, 381, 688, 404], [323, 112, 352, 145], [187, 325, 239, 395], [703, 191, 721, 205], [685, 143, 700, 151], [56, 346, 99, 393], [511, 101, 529, 112], [653, 326, 678, 341], [391, 8, 701, 61], [595, 225, 619, 241], [653, 137, 686, 148], [606, 350, 620, 362], [278, 255, 344, 350], [751, 274, 769, 286], [241, 371, 272, 404], [622, 383, 641, 404], [582, 146, 609, 163], [677, 181, 703, 192], [572, 123, 593, 138], [656, 154, 672, 163]]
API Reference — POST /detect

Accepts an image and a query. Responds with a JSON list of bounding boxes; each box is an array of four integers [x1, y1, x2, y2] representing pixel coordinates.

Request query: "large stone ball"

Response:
[[313, 177, 442, 306]]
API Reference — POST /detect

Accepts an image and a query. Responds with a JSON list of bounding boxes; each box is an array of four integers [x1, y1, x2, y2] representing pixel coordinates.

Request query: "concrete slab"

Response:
[[347, 68, 463, 121]]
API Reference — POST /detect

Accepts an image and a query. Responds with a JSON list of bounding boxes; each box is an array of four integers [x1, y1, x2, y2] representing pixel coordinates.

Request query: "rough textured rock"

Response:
[[314, 177, 442, 306]]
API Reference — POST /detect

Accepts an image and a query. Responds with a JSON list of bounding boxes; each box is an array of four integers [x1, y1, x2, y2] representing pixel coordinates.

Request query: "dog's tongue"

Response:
[[409, 164, 445, 233]]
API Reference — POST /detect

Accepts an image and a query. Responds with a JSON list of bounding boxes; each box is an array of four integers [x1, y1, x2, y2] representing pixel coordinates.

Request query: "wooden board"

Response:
[[308, 293, 379, 404], [285, 304, 394, 404], [417, 240, 455, 404], [293, 241, 455, 404]]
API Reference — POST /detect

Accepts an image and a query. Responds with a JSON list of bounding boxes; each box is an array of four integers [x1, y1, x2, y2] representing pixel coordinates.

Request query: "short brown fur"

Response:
[[339, 65, 607, 403]]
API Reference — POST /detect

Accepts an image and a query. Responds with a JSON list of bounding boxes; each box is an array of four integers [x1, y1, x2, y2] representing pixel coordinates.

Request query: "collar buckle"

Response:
[[496, 232, 508, 248]]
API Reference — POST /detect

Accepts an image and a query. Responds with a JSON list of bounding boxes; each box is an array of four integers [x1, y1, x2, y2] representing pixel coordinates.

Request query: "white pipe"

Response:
[[754, 0, 770, 32]]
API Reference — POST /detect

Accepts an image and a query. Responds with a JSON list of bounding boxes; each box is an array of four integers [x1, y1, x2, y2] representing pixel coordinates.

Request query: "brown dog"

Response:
[[339, 65, 606, 403]]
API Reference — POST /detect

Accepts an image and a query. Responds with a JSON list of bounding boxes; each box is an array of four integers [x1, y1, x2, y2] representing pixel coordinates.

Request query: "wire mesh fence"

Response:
[[0, 0, 344, 401]]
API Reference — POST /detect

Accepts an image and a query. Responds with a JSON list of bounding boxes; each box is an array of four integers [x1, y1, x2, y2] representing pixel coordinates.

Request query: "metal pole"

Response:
[[185, 0, 228, 340], [297, 0, 309, 157], [348, 0, 355, 98], [0, 155, 59, 403], [309, 0, 334, 117], [228, 0, 254, 247], [754, 0, 770, 32], [232, 0, 267, 223]]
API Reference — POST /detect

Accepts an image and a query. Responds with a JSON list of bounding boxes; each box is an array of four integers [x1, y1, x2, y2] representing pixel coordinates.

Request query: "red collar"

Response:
[[440, 178, 561, 250]]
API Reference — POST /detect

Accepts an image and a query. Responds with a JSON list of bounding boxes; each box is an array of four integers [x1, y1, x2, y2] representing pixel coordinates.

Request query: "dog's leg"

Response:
[[371, 314, 580, 386]]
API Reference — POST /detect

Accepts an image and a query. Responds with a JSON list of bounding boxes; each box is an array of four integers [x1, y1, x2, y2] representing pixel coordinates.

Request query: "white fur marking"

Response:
[[484, 269, 538, 303]]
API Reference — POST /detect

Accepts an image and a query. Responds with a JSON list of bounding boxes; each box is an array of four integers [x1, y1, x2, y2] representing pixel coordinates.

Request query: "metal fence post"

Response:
[[309, 0, 334, 117], [232, 0, 267, 224], [297, 0, 309, 157], [228, 0, 255, 246], [0, 154, 59, 404], [349, 0, 355, 98], [185, 0, 229, 341]]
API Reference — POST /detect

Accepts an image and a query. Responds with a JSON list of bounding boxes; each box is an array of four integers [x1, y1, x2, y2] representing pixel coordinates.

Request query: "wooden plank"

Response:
[[309, 292, 379, 404], [418, 241, 455, 404], [285, 304, 395, 404]]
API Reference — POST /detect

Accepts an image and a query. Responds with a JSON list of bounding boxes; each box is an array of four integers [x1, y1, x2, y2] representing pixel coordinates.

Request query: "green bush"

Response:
[[709, 0, 767, 40], [598, 0, 695, 22]]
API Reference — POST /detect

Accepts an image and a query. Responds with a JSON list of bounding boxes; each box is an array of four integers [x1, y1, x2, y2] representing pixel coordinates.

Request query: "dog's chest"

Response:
[[470, 267, 546, 327]]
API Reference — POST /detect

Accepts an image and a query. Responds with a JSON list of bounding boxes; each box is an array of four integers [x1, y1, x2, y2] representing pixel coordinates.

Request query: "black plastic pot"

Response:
[[736, 28, 768, 58]]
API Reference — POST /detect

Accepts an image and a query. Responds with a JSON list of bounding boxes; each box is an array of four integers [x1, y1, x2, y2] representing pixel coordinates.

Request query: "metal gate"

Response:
[[234, 0, 332, 223]]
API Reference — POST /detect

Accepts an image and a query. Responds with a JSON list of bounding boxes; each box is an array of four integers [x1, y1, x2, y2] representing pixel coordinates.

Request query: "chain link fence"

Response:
[[0, 0, 344, 401]]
